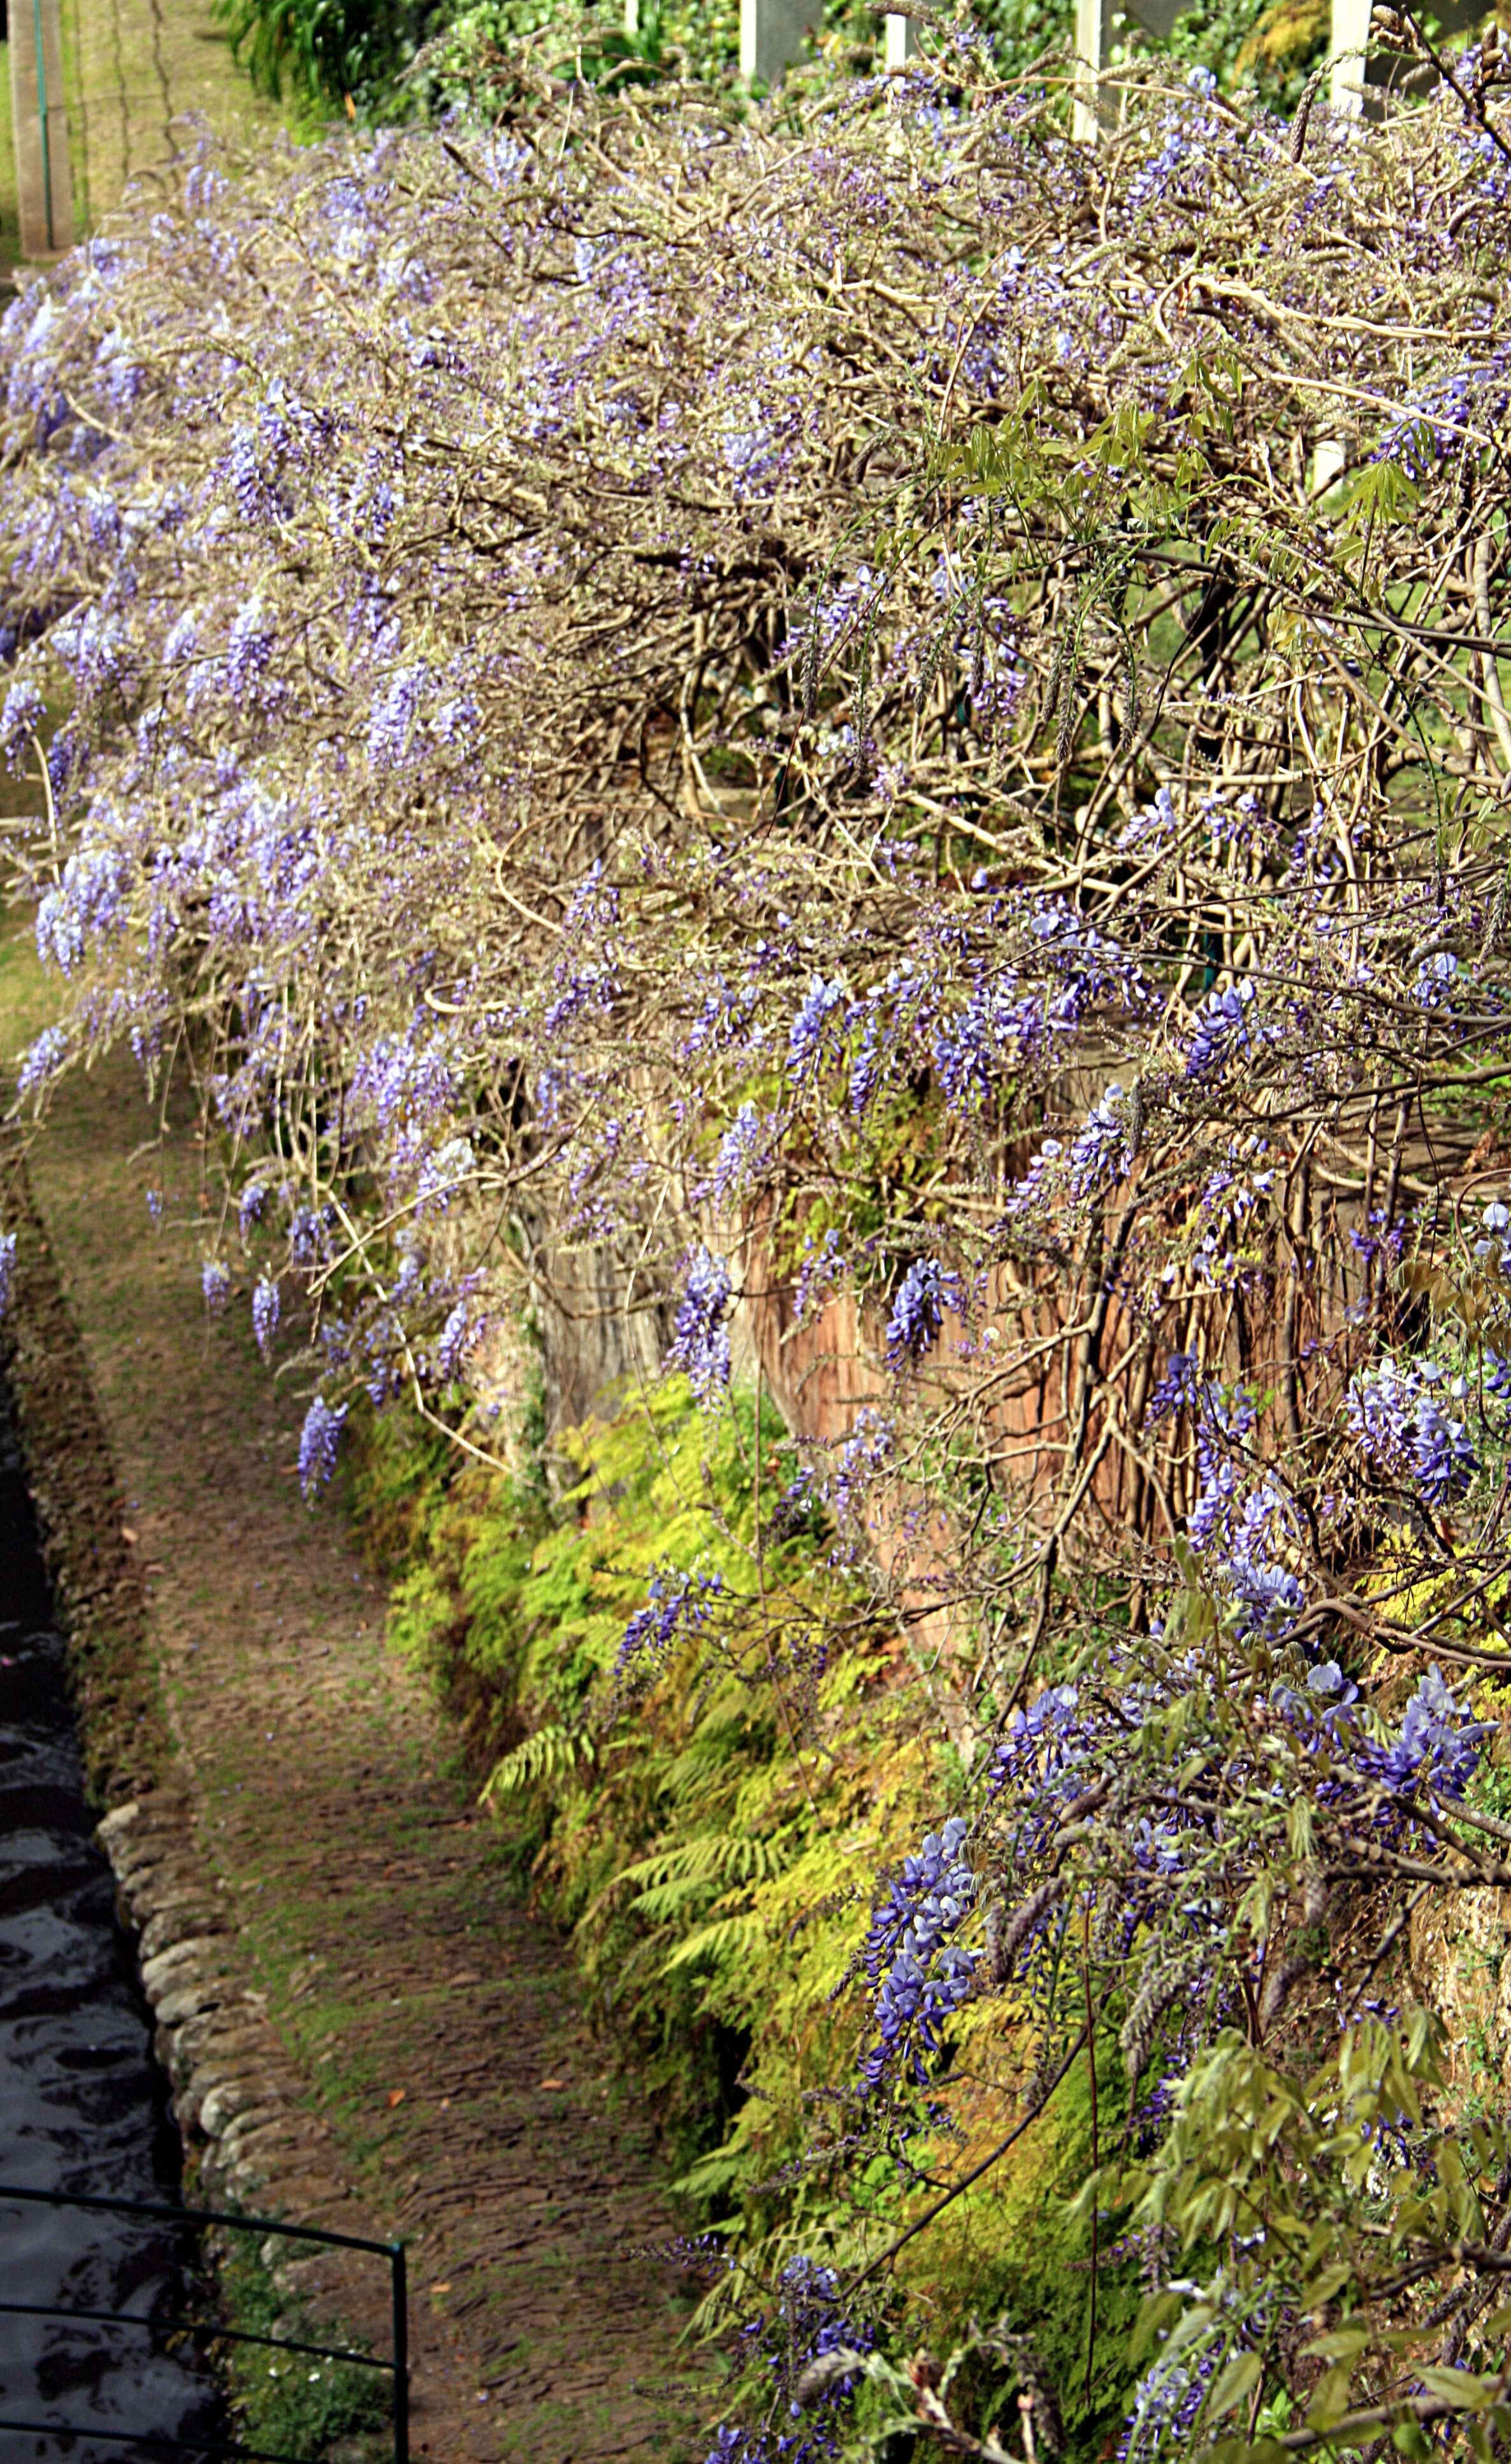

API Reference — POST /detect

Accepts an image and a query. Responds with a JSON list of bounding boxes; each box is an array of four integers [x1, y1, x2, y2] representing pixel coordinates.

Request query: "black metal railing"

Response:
[[0, 2182, 408, 2463]]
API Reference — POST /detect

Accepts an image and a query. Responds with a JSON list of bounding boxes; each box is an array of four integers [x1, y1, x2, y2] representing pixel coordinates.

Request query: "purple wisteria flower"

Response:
[[298, 1395, 347, 1501], [201, 1257, 231, 1314], [252, 1273, 280, 1361], [885, 1257, 960, 1368], [17, 1025, 68, 1097], [1348, 1358, 1480, 1505], [0, 1228, 16, 1317], [667, 1247, 732, 1408], [1185, 979, 1258, 1082], [1373, 1665, 1487, 1800], [618, 1565, 723, 1674], [788, 975, 849, 1081], [1, 676, 45, 769], [224, 598, 277, 702], [860, 1813, 976, 2090], [709, 1101, 775, 1203], [437, 1298, 475, 1383]]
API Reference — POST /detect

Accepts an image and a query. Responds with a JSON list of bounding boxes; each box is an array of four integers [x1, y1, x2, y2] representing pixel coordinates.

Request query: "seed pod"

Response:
[[987, 1877, 1065, 1986], [802, 604, 821, 723], [1119, 1952, 1192, 2081], [1055, 662, 1081, 767], [1290, 59, 1326, 161], [795, 2350, 867, 2407], [971, 623, 986, 712], [1120, 638, 1139, 743], [1257, 1947, 1313, 2034], [1127, 1075, 1145, 1163], [1043, 627, 1068, 724], [915, 611, 954, 715]]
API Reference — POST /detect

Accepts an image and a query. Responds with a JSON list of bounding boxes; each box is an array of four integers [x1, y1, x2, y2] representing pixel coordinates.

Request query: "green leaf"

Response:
[[1208, 2351, 1263, 2421], [1413, 2366, 1503, 2411]]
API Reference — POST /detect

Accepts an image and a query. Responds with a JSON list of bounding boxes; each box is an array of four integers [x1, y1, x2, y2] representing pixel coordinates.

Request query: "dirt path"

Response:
[[0, 926, 702, 2461]]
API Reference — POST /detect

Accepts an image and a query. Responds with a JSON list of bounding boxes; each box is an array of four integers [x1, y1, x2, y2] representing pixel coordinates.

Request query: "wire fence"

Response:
[[0, 2181, 408, 2463]]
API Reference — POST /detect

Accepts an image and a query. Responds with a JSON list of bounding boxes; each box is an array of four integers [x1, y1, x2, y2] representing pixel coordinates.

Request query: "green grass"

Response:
[[0, 43, 20, 272], [217, 2233, 393, 2461]]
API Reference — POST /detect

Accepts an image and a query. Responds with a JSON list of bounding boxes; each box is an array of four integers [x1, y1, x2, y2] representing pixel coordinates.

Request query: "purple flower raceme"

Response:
[[1371, 1665, 1487, 1800], [618, 1565, 724, 1674], [252, 1274, 280, 1361], [1348, 1356, 1483, 1506], [1185, 978, 1259, 1082], [437, 1298, 477, 1383], [707, 1101, 777, 1203], [1067, 1080, 1132, 1199], [793, 1227, 845, 1326], [0, 676, 45, 769], [700, 2254, 872, 2464], [885, 1256, 962, 1368], [667, 1247, 732, 1408], [0, 1229, 15, 1317], [201, 1257, 231, 1314], [860, 1813, 977, 2090], [224, 598, 277, 703], [17, 1025, 68, 1098], [298, 1395, 347, 1502], [788, 974, 849, 1082]]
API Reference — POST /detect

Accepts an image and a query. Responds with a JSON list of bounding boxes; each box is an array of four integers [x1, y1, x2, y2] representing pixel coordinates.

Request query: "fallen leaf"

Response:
[[431, 2282, 452, 2295], [447, 1971, 481, 1987], [121, 1526, 138, 1545], [539, 2078, 565, 2091], [387, 2088, 406, 2108]]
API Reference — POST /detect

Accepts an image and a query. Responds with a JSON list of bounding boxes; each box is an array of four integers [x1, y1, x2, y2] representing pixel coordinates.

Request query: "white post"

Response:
[[9, 0, 75, 259], [625, 0, 639, 30], [885, 11, 916, 65], [1073, 0, 1113, 138], [740, 0, 814, 83], [1331, 0, 1372, 111]]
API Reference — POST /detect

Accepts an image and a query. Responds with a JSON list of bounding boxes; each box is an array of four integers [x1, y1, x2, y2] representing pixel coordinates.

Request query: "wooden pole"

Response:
[[1073, 0, 1112, 139], [739, 0, 813, 83], [885, 12, 916, 66], [1330, 0, 1372, 110], [8, 0, 74, 259]]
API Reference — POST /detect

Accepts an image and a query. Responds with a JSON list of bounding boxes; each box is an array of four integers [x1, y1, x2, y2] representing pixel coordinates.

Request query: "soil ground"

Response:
[[0, 918, 706, 2461]]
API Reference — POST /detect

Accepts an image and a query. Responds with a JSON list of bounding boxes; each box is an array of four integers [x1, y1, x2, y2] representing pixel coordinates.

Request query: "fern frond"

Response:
[[662, 1911, 767, 1971], [480, 1721, 595, 1803]]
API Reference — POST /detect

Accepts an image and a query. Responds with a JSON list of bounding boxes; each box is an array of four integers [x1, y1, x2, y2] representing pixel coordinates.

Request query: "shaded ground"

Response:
[[0, 923, 705, 2461]]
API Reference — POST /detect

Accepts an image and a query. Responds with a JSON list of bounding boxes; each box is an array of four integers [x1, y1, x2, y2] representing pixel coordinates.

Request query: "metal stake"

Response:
[[391, 2242, 409, 2464]]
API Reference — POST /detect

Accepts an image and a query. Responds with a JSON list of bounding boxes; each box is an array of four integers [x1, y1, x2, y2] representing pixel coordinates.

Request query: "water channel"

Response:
[[0, 1375, 226, 2460]]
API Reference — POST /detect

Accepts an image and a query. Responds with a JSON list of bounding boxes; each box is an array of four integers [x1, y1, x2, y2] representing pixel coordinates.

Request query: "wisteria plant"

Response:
[[3, 14, 1511, 2456]]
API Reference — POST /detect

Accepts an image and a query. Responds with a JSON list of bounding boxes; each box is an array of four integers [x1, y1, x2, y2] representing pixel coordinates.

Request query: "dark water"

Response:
[[0, 1383, 226, 2460]]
